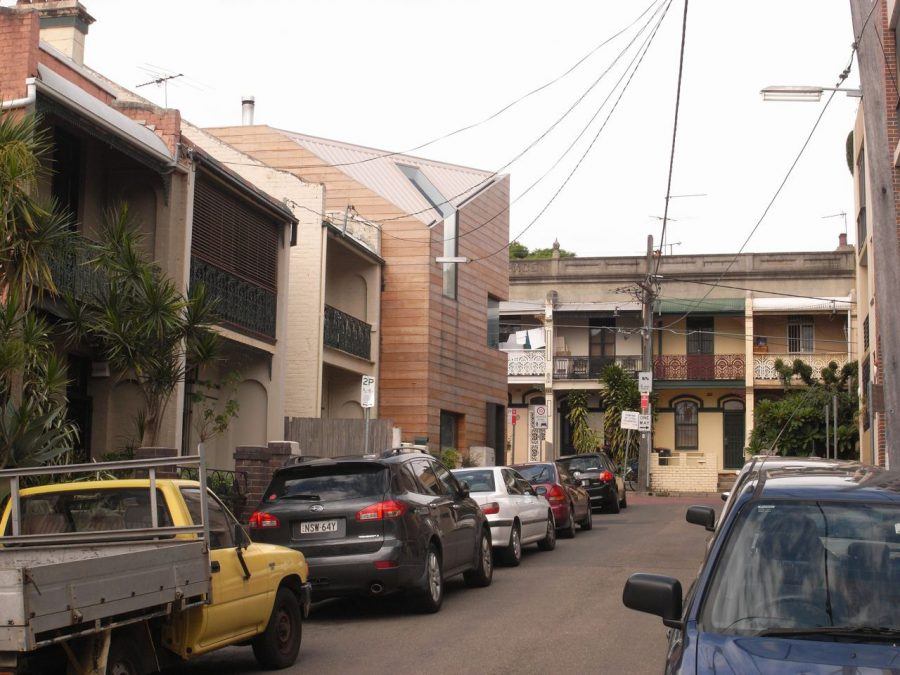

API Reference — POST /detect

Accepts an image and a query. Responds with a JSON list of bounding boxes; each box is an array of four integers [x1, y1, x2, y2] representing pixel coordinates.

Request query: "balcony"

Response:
[[754, 353, 849, 382], [653, 354, 745, 381], [47, 238, 106, 303], [190, 257, 277, 340], [506, 349, 546, 377], [554, 355, 641, 380], [324, 304, 371, 360]]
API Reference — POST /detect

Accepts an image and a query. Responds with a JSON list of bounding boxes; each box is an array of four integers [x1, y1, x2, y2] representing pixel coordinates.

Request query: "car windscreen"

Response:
[[3, 488, 173, 537], [559, 456, 604, 473], [453, 470, 495, 492], [699, 499, 900, 636], [265, 464, 388, 502], [513, 464, 555, 484]]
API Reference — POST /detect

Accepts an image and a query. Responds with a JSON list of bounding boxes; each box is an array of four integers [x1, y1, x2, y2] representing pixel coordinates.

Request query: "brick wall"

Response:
[[133, 446, 179, 478], [114, 102, 182, 155], [233, 442, 296, 521], [0, 7, 38, 102], [648, 454, 719, 494]]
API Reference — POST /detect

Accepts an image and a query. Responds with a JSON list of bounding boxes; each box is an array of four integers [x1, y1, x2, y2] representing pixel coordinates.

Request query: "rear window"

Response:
[[265, 464, 388, 502], [454, 470, 496, 493], [559, 455, 605, 473], [514, 464, 556, 484], [4, 488, 172, 536]]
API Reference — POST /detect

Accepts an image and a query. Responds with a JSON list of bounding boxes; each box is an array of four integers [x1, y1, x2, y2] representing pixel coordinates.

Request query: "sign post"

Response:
[[361, 375, 376, 455], [620, 411, 640, 486]]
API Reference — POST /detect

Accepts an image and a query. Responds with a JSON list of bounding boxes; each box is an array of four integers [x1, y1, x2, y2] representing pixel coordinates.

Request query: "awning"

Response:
[[752, 297, 852, 312], [654, 298, 745, 314]]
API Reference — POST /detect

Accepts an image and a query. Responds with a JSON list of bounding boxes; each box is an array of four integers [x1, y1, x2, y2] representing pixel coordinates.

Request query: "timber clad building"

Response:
[[206, 126, 511, 456]]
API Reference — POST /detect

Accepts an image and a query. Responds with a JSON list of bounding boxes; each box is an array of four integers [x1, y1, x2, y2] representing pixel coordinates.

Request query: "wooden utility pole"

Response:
[[850, 0, 900, 468], [639, 235, 654, 490]]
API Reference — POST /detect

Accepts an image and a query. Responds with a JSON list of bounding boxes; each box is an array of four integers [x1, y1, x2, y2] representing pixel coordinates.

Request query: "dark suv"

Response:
[[248, 450, 493, 612]]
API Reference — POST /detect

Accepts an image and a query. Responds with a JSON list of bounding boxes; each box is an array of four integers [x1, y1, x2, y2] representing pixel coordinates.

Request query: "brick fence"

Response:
[[233, 442, 298, 521], [648, 452, 719, 494], [133, 446, 178, 478]]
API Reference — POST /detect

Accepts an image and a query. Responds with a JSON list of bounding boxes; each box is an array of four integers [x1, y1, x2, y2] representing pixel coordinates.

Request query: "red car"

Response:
[[511, 461, 592, 538]]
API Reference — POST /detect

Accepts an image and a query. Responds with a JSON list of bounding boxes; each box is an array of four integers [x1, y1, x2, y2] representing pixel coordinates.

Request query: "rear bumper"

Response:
[[550, 502, 571, 527], [486, 518, 512, 548], [586, 483, 614, 506], [299, 541, 424, 600]]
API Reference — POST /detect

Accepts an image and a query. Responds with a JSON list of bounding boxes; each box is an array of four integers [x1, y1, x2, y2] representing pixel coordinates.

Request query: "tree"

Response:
[[63, 205, 220, 448], [598, 364, 645, 465], [508, 241, 529, 259], [748, 359, 859, 458], [507, 242, 576, 259], [565, 390, 601, 454], [0, 110, 77, 475]]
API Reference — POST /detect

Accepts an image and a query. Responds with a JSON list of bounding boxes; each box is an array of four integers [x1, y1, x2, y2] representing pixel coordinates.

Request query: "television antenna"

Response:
[[135, 72, 183, 108]]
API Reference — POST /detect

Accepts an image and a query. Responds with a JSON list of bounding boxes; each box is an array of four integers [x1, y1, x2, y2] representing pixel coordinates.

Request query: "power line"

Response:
[[471, 0, 675, 264], [659, 49, 856, 328], [654, 0, 689, 279]]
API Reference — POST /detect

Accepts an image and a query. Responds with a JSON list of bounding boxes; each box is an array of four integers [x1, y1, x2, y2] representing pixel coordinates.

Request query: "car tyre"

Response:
[[607, 490, 621, 514], [559, 505, 577, 539], [501, 523, 522, 566], [252, 587, 303, 670], [620, 489, 628, 509], [106, 632, 142, 675], [463, 528, 493, 587], [413, 545, 444, 614], [537, 513, 556, 551], [579, 502, 593, 530]]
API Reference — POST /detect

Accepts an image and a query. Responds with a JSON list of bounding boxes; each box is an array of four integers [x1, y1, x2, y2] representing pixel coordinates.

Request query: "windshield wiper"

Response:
[[279, 493, 321, 501], [758, 626, 900, 642]]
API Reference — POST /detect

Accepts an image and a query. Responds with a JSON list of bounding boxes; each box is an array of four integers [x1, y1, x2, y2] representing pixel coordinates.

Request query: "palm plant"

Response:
[[565, 390, 601, 454], [599, 364, 645, 465], [63, 204, 220, 447]]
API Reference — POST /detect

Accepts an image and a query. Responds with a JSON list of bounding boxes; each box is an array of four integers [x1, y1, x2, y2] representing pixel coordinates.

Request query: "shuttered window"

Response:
[[192, 174, 279, 292], [675, 400, 699, 450]]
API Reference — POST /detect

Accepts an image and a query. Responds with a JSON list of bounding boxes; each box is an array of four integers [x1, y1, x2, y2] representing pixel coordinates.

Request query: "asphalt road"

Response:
[[176, 493, 720, 675]]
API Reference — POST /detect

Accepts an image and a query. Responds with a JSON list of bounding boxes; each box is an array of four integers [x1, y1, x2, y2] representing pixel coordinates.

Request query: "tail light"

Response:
[[547, 484, 567, 503], [248, 511, 280, 529], [481, 502, 500, 515], [599, 470, 614, 482], [356, 500, 407, 521]]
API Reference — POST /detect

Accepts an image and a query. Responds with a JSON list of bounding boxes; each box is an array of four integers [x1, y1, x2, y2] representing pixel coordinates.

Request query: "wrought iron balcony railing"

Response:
[[46, 239, 106, 302], [754, 353, 849, 381], [553, 355, 641, 380], [653, 354, 745, 380], [505, 349, 546, 377], [190, 257, 277, 339], [324, 304, 371, 360]]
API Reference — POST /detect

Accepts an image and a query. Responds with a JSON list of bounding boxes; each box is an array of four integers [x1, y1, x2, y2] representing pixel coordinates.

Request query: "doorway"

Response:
[[722, 399, 745, 469]]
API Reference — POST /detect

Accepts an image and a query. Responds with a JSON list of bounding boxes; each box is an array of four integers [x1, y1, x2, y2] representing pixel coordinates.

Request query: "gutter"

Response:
[[0, 78, 37, 110]]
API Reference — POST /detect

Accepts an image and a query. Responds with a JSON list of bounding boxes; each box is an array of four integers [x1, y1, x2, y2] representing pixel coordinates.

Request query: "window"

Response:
[[674, 400, 699, 450], [181, 488, 235, 550], [787, 315, 814, 353], [487, 295, 500, 348], [440, 410, 460, 451], [686, 317, 714, 355], [432, 462, 461, 495], [454, 469, 496, 493], [857, 149, 867, 245], [397, 164, 453, 219], [502, 469, 523, 495], [409, 460, 445, 496], [442, 211, 459, 299], [51, 127, 82, 222], [394, 465, 420, 494], [863, 315, 870, 353], [589, 318, 616, 357], [862, 356, 871, 431]]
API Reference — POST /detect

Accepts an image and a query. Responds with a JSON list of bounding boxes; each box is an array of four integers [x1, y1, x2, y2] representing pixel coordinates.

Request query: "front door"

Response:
[[589, 318, 616, 377], [722, 401, 745, 469]]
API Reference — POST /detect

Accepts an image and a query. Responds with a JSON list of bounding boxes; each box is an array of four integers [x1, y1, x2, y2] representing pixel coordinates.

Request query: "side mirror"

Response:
[[459, 481, 470, 498], [720, 491, 730, 503], [234, 522, 250, 549], [573, 471, 582, 478], [686, 505, 716, 532], [525, 487, 536, 496], [622, 573, 683, 628], [535, 486, 548, 496]]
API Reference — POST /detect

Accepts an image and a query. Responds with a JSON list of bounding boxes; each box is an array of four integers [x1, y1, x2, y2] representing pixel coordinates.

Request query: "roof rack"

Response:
[[282, 455, 322, 467], [381, 446, 428, 458]]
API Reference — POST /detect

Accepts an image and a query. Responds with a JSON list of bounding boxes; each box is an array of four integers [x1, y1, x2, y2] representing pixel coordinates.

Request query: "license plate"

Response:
[[298, 519, 339, 535]]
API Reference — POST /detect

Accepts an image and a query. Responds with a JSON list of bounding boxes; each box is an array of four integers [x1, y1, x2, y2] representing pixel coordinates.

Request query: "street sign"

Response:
[[620, 411, 640, 431], [638, 414, 651, 432], [508, 408, 519, 426], [532, 404, 548, 429], [640, 392, 650, 410], [638, 371, 652, 394], [360, 375, 376, 408]]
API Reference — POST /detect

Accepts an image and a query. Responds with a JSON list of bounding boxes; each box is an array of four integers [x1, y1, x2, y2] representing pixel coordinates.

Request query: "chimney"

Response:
[[17, 0, 95, 66], [242, 96, 255, 126], [837, 232, 852, 251]]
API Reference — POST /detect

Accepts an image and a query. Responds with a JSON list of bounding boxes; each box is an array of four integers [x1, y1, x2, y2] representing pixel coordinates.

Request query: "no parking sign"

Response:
[[532, 404, 548, 429]]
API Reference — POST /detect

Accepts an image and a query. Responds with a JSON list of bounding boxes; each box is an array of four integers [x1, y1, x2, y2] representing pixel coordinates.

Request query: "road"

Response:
[[177, 493, 719, 675]]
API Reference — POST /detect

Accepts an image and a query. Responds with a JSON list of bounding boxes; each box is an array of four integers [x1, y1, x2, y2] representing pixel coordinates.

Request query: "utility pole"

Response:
[[638, 234, 655, 491], [850, 0, 900, 468]]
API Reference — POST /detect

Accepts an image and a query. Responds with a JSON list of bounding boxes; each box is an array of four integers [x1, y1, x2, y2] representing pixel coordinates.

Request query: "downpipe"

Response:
[[0, 78, 37, 110]]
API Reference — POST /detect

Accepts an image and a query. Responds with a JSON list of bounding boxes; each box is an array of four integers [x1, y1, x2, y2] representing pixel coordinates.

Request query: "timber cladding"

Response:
[[204, 125, 510, 454]]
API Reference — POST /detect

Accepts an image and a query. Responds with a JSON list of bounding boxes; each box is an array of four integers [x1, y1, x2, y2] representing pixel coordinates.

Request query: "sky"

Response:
[[71, 0, 861, 258]]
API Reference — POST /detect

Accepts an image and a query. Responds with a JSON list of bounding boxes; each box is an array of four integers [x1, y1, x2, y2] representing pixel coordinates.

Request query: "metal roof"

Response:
[[36, 63, 173, 166], [752, 296, 852, 312], [655, 298, 746, 314], [279, 130, 500, 225]]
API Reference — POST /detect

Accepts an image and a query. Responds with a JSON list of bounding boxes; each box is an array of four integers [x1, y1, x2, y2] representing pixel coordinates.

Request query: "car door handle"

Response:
[[415, 507, 430, 515], [210, 561, 221, 574]]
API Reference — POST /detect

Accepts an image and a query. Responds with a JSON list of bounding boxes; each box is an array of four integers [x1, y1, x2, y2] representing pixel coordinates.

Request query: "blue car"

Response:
[[623, 460, 900, 673]]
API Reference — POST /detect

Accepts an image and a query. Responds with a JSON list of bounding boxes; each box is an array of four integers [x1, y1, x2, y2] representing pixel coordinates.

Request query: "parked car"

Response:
[[248, 450, 493, 613], [558, 452, 626, 512], [623, 461, 900, 673], [452, 466, 556, 565], [511, 461, 591, 538]]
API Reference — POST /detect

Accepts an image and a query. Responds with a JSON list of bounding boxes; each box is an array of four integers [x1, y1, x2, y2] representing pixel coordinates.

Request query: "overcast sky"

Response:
[[79, 0, 860, 258]]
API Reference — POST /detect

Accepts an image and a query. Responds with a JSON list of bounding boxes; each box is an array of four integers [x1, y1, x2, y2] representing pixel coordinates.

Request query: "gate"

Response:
[[722, 400, 745, 469]]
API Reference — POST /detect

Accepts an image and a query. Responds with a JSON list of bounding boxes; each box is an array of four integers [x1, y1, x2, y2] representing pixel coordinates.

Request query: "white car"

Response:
[[452, 466, 556, 566]]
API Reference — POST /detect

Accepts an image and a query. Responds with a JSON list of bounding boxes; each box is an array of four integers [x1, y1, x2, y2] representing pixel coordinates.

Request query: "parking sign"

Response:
[[360, 375, 376, 408], [638, 371, 652, 394]]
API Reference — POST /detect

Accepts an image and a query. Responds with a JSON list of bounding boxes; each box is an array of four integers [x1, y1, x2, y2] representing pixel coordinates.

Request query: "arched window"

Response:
[[674, 400, 699, 450]]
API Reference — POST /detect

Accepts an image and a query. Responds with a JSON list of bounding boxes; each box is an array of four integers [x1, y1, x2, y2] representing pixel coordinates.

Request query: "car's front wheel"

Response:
[[501, 523, 522, 566], [252, 587, 303, 669], [463, 528, 493, 587]]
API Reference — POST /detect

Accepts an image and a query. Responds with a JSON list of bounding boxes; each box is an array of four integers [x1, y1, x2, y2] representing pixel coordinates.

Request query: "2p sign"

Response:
[[360, 376, 376, 409]]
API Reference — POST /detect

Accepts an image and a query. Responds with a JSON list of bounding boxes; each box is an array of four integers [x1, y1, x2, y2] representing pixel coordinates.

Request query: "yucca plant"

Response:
[[566, 390, 601, 454]]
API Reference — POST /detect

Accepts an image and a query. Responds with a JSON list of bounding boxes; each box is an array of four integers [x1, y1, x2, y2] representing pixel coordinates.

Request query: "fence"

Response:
[[283, 417, 395, 458]]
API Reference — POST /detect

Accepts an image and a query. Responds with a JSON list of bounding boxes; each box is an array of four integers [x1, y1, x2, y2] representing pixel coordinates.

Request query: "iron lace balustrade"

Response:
[[47, 238, 106, 302], [190, 257, 276, 339], [324, 305, 372, 360], [653, 354, 745, 380], [553, 355, 641, 380]]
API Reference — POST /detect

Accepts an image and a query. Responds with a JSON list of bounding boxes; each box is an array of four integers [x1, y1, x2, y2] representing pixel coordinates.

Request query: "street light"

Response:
[[760, 85, 862, 102]]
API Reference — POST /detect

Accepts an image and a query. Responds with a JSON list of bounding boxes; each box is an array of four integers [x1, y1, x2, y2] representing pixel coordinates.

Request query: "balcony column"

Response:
[[744, 293, 755, 448], [543, 293, 555, 459]]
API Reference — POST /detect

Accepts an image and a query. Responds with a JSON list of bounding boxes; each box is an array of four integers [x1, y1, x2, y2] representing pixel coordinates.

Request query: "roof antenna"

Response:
[[136, 72, 183, 108]]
